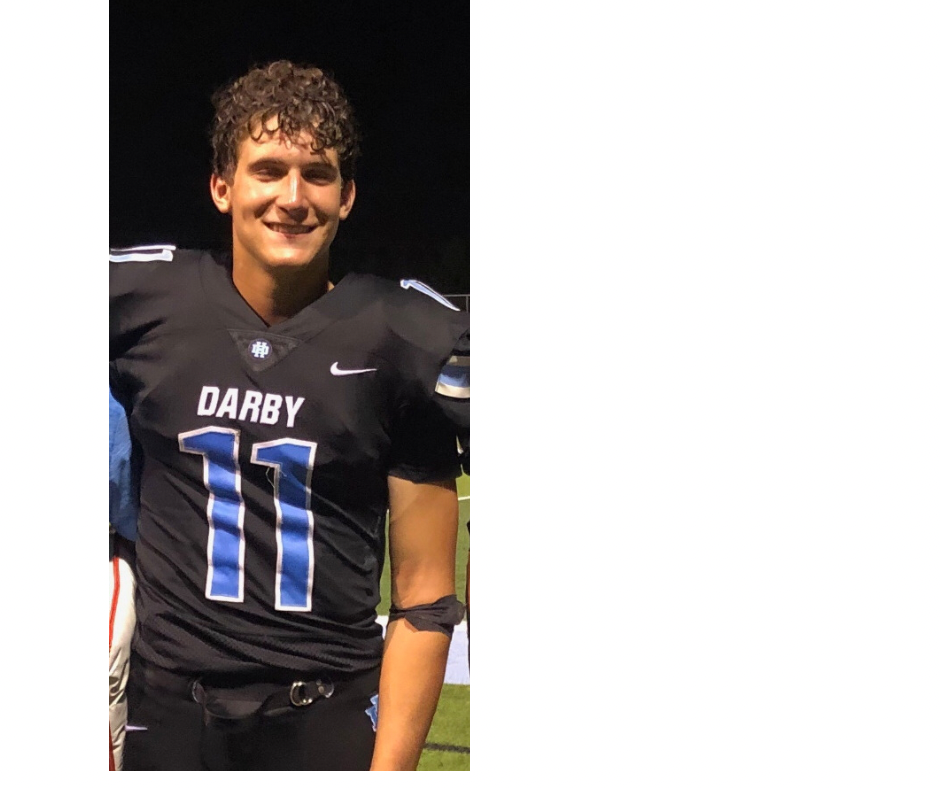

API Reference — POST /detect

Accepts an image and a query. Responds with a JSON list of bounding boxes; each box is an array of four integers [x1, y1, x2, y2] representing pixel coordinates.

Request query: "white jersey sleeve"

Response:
[[109, 544, 136, 770]]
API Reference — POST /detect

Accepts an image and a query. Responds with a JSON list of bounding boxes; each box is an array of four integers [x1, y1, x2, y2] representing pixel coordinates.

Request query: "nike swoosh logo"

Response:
[[125, 724, 148, 732], [330, 362, 378, 376]]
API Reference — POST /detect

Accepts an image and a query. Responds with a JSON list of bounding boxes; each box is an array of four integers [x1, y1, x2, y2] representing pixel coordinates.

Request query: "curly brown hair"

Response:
[[210, 60, 361, 182]]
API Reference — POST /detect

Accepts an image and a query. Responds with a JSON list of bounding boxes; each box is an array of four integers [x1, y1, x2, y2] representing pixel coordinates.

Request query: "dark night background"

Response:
[[110, 2, 469, 294]]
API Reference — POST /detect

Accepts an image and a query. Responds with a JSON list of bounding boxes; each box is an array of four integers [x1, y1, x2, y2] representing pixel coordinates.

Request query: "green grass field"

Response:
[[418, 684, 470, 771], [379, 473, 470, 771]]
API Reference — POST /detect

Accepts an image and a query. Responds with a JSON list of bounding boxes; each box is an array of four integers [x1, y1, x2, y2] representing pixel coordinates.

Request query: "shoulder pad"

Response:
[[399, 279, 461, 311], [109, 244, 177, 263], [435, 353, 470, 400]]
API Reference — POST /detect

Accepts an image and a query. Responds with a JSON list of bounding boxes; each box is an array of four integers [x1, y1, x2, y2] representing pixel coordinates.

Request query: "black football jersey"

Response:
[[110, 246, 466, 678]]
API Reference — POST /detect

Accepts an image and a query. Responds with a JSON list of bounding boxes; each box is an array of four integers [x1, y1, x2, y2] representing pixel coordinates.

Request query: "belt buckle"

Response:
[[289, 681, 314, 707], [289, 679, 334, 707]]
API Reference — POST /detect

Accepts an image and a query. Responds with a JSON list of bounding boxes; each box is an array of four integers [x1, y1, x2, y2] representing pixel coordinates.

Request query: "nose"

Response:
[[276, 170, 306, 214]]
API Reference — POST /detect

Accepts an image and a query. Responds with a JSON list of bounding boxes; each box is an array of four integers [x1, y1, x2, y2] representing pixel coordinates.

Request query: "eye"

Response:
[[303, 168, 336, 185]]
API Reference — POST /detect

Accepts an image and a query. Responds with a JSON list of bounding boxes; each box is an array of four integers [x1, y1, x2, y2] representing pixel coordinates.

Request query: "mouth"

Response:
[[264, 222, 316, 236]]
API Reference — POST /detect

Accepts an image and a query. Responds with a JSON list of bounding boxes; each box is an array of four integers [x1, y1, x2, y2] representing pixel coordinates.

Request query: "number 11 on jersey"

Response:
[[180, 427, 318, 612]]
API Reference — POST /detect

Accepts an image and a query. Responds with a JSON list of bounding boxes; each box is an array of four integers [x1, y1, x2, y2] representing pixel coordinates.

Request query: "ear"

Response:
[[339, 179, 356, 220], [210, 173, 232, 214]]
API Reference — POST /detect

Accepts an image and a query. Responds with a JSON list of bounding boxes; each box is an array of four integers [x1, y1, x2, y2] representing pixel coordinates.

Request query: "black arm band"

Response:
[[388, 594, 466, 636]]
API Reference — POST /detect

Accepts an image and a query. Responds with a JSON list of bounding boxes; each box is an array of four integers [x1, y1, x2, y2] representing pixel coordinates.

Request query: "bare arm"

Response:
[[370, 475, 459, 771]]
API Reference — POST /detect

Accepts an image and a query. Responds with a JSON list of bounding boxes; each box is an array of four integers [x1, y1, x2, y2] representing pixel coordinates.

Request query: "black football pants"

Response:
[[122, 654, 379, 770]]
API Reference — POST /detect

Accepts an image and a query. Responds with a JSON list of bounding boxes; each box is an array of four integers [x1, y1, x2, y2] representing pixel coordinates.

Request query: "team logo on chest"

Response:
[[250, 339, 272, 359], [228, 330, 300, 372]]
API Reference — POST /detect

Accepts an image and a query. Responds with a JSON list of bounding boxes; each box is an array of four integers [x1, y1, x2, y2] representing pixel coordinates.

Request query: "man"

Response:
[[110, 61, 467, 770], [109, 388, 138, 770]]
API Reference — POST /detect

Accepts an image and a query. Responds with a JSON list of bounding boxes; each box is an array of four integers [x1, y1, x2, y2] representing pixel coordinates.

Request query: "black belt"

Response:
[[137, 660, 335, 731], [192, 677, 335, 730]]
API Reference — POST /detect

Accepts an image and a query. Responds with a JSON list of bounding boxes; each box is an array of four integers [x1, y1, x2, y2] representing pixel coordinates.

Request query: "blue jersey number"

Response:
[[180, 428, 318, 611]]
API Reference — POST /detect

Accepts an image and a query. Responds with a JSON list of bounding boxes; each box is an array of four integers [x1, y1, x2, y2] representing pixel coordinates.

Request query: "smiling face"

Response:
[[210, 122, 356, 275]]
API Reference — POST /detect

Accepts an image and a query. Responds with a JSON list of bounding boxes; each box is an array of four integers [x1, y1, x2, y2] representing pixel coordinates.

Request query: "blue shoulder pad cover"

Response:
[[435, 354, 470, 399]]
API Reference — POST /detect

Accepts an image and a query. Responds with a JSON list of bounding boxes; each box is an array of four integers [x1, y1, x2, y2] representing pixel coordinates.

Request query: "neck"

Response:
[[231, 254, 330, 327]]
